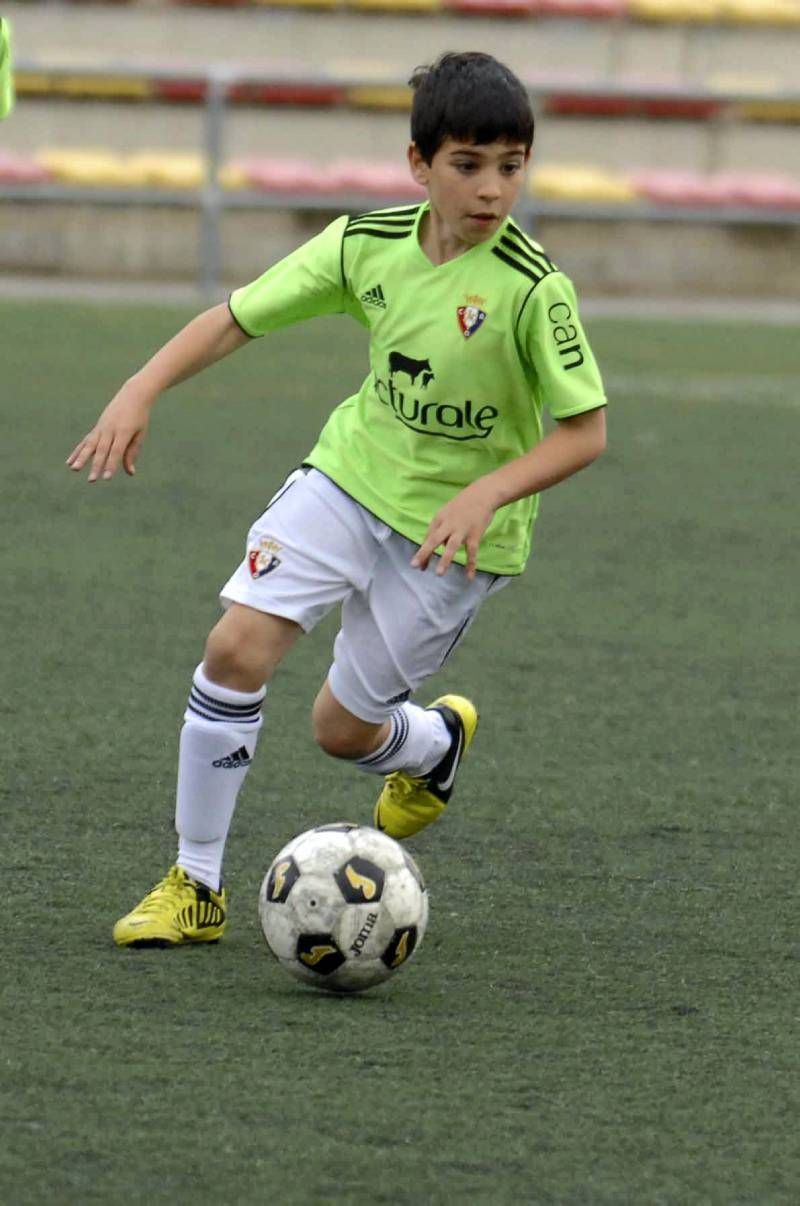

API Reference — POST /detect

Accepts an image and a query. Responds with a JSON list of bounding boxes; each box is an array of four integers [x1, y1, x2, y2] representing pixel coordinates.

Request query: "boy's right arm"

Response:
[[67, 302, 251, 482]]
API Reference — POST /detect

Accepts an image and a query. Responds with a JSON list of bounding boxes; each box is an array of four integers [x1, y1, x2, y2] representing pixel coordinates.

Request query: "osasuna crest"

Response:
[[248, 536, 282, 579], [457, 305, 487, 339]]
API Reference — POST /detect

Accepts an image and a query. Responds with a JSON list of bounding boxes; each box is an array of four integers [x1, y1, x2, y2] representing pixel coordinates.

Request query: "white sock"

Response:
[[356, 702, 451, 778], [175, 663, 266, 891]]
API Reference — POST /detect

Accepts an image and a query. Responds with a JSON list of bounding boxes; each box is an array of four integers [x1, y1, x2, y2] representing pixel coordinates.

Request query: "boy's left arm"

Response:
[[412, 407, 606, 579], [0, 19, 14, 120], [413, 271, 606, 580]]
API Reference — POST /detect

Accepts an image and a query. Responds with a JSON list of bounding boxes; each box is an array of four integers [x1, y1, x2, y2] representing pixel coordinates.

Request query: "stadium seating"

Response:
[[532, 0, 627, 13], [39, 0, 797, 22], [628, 0, 721, 20], [126, 152, 207, 188], [350, 0, 442, 11], [345, 85, 412, 109], [723, 0, 800, 23], [529, 164, 638, 202], [629, 168, 800, 206], [15, 70, 154, 100], [0, 149, 49, 184], [123, 0, 800, 19], [36, 149, 149, 187], [446, 0, 536, 15], [8, 146, 798, 211], [11, 67, 798, 133]]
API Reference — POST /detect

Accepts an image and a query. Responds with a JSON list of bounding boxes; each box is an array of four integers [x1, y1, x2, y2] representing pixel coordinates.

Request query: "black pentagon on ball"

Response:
[[381, 926, 419, 969], [265, 855, 300, 904], [333, 856, 385, 904], [296, 934, 347, 975]]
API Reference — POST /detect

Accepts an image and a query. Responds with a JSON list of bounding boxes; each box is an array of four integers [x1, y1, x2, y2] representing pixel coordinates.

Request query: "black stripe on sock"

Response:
[[358, 708, 409, 768], [188, 701, 262, 725], [190, 684, 263, 716]]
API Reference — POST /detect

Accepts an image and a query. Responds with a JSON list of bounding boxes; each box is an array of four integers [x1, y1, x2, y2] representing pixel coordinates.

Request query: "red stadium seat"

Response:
[[533, 0, 628, 15], [445, 0, 536, 15], [630, 170, 733, 205], [228, 81, 346, 106], [154, 78, 346, 107], [0, 150, 50, 184], [719, 173, 800, 207], [545, 92, 721, 119], [154, 79, 208, 103], [234, 157, 333, 193], [326, 160, 426, 197]]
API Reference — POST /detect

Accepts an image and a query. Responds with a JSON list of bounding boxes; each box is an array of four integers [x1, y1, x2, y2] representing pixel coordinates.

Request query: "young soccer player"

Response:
[[67, 52, 607, 947]]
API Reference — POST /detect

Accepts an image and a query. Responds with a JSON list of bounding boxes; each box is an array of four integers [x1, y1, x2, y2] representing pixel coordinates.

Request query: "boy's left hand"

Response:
[[411, 481, 497, 580]]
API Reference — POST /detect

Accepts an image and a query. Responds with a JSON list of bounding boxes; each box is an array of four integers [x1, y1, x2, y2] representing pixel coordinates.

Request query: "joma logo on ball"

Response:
[[350, 912, 379, 956]]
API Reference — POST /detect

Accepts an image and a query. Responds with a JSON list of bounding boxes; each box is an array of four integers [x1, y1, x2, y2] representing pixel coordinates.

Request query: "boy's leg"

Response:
[[370, 695, 478, 838], [112, 606, 300, 947], [312, 680, 476, 839], [312, 680, 453, 775], [312, 530, 507, 838], [174, 606, 301, 892], [113, 468, 376, 948]]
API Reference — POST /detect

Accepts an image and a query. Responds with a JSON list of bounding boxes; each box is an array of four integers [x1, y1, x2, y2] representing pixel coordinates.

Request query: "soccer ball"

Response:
[[258, 822, 429, 993]]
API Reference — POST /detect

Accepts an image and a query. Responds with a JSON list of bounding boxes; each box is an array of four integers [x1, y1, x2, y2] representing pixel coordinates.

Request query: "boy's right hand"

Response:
[[66, 384, 154, 482]]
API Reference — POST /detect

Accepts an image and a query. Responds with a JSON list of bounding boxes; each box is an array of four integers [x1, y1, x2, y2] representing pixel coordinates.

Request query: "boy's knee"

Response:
[[203, 626, 265, 693], [203, 606, 300, 692]]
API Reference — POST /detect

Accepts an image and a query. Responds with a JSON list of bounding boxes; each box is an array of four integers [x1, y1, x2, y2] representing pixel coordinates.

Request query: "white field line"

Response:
[[1, 275, 800, 326], [582, 297, 800, 327], [605, 373, 800, 406]]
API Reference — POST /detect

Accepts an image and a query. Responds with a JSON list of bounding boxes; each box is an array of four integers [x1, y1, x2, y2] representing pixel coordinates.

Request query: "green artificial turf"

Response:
[[2, 299, 799, 1203]]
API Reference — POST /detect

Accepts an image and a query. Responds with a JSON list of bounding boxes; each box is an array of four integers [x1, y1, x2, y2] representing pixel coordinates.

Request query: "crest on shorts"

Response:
[[457, 305, 487, 339], [248, 537, 282, 579]]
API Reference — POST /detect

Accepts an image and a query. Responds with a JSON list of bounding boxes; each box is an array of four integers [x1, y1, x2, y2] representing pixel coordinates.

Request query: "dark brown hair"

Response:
[[409, 52, 534, 164]]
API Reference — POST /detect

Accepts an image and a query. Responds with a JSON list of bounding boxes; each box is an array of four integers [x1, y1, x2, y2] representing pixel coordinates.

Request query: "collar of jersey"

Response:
[[411, 202, 511, 270]]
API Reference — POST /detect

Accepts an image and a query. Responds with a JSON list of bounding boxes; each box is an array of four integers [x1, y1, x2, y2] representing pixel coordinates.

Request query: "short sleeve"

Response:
[[229, 216, 364, 338], [518, 272, 606, 420]]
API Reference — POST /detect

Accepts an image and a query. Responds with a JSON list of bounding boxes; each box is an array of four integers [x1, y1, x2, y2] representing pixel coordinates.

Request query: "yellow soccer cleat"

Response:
[[374, 695, 478, 840], [112, 865, 227, 948]]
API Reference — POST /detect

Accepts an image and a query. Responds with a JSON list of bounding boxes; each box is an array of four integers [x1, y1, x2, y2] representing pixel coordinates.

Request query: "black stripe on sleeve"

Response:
[[506, 222, 557, 271], [491, 247, 545, 284], [343, 227, 414, 240], [350, 204, 422, 223], [499, 234, 556, 277], [347, 215, 418, 230], [340, 223, 347, 293]]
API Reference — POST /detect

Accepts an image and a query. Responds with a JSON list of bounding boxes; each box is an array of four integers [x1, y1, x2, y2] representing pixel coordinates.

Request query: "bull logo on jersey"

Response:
[[375, 349, 499, 442], [248, 536, 282, 579], [388, 350, 435, 389], [457, 305, 487, 339]]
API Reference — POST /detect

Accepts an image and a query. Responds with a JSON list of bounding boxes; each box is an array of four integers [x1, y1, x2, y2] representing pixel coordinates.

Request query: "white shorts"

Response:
[[221, 468, 510, 723]]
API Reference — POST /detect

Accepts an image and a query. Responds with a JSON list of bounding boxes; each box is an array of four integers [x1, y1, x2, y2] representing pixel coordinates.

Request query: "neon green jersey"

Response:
[[229, 203, 605, 575], [0, 18, 14, 120]]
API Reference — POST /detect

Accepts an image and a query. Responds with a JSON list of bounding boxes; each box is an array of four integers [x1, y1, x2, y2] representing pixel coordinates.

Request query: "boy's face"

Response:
[[409, 137, 530, 246]]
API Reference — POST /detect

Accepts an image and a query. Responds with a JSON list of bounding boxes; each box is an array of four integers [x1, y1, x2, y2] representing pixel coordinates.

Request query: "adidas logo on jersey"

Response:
[[360, 284, 387, 309], [212, 745, 251, 769]]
